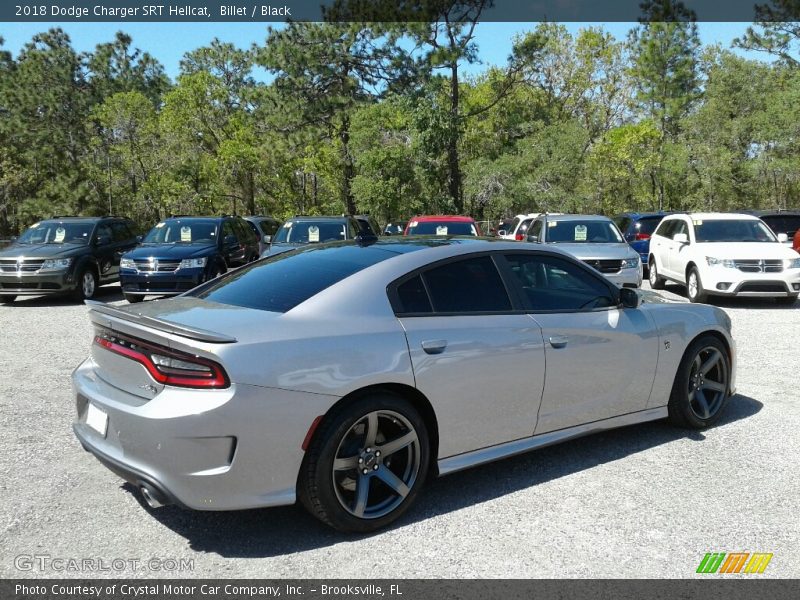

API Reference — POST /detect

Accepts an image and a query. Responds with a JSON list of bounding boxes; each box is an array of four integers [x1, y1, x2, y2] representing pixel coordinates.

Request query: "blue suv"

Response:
[[119, 215, 260, 303], [613, 212, 670, 275]]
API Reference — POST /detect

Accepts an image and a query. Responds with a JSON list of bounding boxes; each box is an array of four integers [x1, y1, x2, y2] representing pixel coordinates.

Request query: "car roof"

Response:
[[410, 215, 475, 222], [666, 212, 760, 221], [39, 217, 105, 224], [616, 212, 671, 219], [544, 214, 612, 222], [287, 215, 352, 222], [747, 209, 800, 217]]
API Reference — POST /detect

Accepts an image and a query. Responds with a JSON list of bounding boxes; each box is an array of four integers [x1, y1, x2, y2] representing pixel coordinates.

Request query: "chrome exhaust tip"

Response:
[[140, 484, 165, 509]]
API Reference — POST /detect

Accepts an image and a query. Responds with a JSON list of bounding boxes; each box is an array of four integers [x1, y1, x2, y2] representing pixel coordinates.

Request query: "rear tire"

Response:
[[298, 393, 430, 533], [648, 258, 665, 290], [124, 293, 144, 303], [686, 266, 707, 303], [0, 295, 16, 304], [668, 335, 730, 429]]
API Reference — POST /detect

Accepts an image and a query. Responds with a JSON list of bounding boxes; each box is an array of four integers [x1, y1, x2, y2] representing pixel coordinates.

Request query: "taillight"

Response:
[[515, 233, 525, 241], [93, 331, 229, 389], [634, 233, 651, 241]]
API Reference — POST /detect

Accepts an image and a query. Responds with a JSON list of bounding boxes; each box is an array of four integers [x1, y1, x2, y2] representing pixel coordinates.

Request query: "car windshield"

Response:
[[406, 221, 477, 236], [143, 220, 218, 244], [546, 220, 623, 243], [760, 215, 800, 237], [17, 221, 94, 245], [694, 219, 777, 243], [191, 244, 399, 312], [274, 221, 347, 243]]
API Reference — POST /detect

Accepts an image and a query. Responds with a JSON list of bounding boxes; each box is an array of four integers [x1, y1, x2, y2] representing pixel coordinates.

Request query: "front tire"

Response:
[[298, 393, 430, 533], [73, 268, 98, 301], [124, 293, 144, 303], [686, 266, 707, 303], [668, 335, 730, 429], [648, 258, 665, 290]]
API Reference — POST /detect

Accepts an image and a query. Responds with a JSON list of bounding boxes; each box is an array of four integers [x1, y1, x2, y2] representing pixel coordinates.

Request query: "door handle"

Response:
[[548, 335, 569, 349], [421, 339, 447, 355]]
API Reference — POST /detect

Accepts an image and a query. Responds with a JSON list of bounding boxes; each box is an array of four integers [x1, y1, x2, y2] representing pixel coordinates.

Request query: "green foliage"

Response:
[[2, 19, 800, 236]]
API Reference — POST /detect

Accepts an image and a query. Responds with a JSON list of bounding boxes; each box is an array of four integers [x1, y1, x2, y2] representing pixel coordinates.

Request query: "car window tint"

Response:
[[222, 221, 236, 241], [636, 216, 663, 235], [673, 221, 688, 239], [654, 219, 673, 238], [396, 275, 433, 314], [245, 221, 261, 237], [422, 256, 511, 313], [504, 254, 615, 312], [192, 245, 398, 312], [111, 221, 131, 242], [95, 224, 112, 243], [528, 220, 543, 239], [761, 215, 800, 236], [616, 217, 632, 233]]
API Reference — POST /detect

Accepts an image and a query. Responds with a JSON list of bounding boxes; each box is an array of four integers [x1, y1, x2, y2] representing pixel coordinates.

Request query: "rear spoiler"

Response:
[[85, 300, 238, 344]]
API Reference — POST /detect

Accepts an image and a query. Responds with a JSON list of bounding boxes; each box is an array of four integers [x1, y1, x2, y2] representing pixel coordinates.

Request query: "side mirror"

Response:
[[262, 234, 272, 244], [527, 235, 539, 243], [777, 233, 788, 243], [497, 229, 507, 237], [95, 235, 111, 246], [619, 287, 641, 309], [673, 233, 689, 244]]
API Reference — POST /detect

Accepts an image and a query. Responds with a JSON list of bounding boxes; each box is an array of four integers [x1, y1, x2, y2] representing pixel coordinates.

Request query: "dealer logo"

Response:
[[696, 552, 773, 574]]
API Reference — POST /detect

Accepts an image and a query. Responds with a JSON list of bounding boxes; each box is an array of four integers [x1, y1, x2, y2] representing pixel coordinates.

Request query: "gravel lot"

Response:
[[1, 281, 798, 579]]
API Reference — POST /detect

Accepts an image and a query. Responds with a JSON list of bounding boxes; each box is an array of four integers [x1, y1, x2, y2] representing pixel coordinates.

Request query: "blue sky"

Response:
[[0, 21, 759, 80]]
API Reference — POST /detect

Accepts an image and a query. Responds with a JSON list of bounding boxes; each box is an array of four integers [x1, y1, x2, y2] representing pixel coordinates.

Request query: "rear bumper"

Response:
[[120, 269, 204, 296], [71, 357, 338, 510], [0, 271, 77, 295]]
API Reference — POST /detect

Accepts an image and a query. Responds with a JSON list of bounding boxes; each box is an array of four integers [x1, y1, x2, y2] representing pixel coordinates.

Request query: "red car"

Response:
[[404, 215, 482, 237]]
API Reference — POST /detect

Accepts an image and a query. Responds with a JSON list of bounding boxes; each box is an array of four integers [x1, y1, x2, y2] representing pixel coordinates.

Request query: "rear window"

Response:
[[635, 216, 664, 235], [191, 245, 396, 312], [760, 215, 800, 237]]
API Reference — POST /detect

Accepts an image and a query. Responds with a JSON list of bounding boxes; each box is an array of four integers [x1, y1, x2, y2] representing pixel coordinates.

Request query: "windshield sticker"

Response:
[[283, 221, 292, 228], [693, 220, 703, 226], [548, 221, 557, 227], [54, 227, 66, 243], [180, 226, 192, 242], [308, 225, 320, 243], [409, 221, 418, 228], [574, 225, 587, 241], [436, 226, 448, 235]]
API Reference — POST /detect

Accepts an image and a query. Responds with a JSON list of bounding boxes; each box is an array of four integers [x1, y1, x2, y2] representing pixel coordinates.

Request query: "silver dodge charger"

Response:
[[72, 238, 736, 532]]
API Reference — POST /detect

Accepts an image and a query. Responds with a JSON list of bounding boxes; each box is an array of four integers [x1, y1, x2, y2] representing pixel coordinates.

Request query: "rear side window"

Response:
[[396, 275, 433, 314], [192, 245, 397, 312], [423, 256, 511, 313]]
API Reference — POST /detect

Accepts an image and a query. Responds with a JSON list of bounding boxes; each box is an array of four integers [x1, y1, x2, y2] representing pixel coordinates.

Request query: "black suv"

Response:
[[119, 215, 260, 303], [0, 216, 138, 303]]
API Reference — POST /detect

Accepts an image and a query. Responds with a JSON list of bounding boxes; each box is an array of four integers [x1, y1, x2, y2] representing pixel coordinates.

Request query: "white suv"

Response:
[[648, 213, 800, 304]]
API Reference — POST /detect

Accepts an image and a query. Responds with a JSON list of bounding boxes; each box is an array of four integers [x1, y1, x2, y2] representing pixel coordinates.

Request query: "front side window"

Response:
[[693, 219, 778, 243], [760, 215, 800, 237], [654, 219, 675, 238], [143, 220, 219, 244], [528, 219, 543, 240], [111, 222, 132, 242], [17, 221, 95, 245], [671, 220, 689, 239], [421, 256, 511, 313], [504, 253, 616, 312]]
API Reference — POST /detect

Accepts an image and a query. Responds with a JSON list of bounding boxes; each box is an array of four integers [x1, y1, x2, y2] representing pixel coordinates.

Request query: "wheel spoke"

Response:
[[363, 412, 378, 448], [333, 455, 359, 471], [700, 349, 721, 375], [694, 389, 711, 419], [352, 475, 371, 517], [701, 379, 726, 393], [692, 354, 702, 373], [377, 431, 417, 458], [375, 466, 410, 498]]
